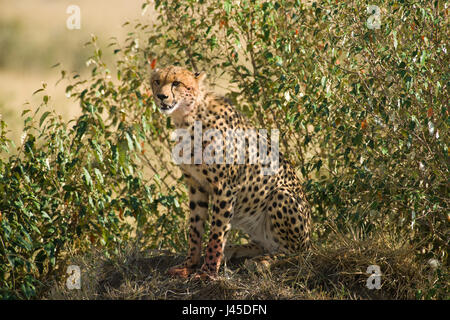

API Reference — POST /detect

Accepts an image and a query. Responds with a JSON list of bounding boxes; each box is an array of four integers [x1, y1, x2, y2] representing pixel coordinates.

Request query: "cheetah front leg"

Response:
[[168, 184, 209, 278], [194, 193, 233, 280]]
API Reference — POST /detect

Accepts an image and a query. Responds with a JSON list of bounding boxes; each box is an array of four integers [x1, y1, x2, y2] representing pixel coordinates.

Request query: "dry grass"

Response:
[[45, 231, 444, 300]]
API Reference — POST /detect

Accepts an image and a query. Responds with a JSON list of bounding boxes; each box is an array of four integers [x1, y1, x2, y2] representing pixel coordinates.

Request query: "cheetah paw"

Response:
[[192, 270, 217, 281], [167, 265, 196, 278]]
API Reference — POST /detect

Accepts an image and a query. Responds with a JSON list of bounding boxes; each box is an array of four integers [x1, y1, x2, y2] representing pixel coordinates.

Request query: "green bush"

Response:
[[0, 36, 188, 298], [147, 0, 448, 255], [0, 0, 447, 299]]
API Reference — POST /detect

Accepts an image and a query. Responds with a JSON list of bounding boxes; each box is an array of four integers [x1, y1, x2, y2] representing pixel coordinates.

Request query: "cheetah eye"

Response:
[[153, 80, 160, 86], [172, 81, 181, 87]]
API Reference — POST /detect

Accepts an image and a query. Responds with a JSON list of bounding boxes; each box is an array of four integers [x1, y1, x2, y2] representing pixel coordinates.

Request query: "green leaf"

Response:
[[39, 111, 51, 127], [83, 168, 93, 187], [94, 168, 104, 184], [21, 109, 31, 116], [275, 56, 283, 66], [125, 132, 134, 151], [32, 88, 44, 95], [224, 0, 232, 14]]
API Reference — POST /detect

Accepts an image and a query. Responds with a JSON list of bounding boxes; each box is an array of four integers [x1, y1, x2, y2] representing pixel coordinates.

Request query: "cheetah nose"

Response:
[[157, 94, 168, 101]]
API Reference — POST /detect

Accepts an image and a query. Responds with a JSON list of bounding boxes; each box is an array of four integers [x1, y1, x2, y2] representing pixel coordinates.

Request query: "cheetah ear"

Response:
[[150, 68, 160, 81], [194, 71, 206, 83]]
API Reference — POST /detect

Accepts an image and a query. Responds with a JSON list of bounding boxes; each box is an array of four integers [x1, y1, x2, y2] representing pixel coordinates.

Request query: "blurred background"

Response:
[[0, 0, 154, 143]]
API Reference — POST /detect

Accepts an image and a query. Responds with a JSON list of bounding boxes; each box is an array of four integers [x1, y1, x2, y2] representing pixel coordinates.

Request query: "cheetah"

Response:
[[150, 66, 311, 279]]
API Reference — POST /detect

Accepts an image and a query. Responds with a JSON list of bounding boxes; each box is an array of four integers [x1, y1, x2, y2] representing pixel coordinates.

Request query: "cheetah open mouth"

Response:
[[160, 101, 177, 113]]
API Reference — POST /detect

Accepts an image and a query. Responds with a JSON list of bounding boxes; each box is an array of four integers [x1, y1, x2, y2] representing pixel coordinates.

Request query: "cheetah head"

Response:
[[150, 66, 205, 117]]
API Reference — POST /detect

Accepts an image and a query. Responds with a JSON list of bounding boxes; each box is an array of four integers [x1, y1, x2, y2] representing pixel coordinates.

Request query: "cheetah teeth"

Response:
[[160, 102, 178, 114]]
